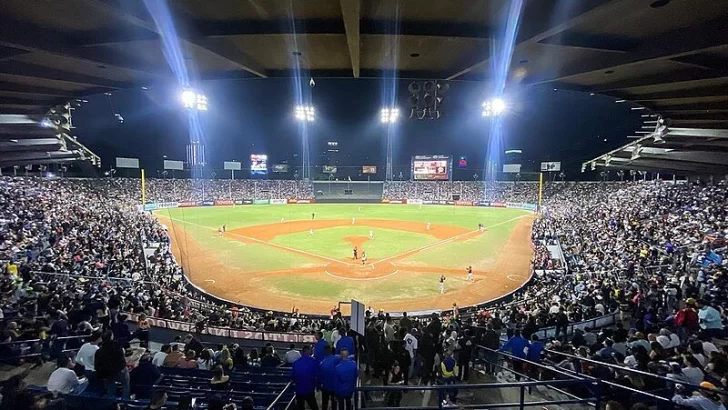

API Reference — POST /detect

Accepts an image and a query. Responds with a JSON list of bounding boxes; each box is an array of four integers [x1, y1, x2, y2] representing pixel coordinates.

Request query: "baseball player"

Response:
[[361, 251, 367, 265], [222, 224, 226, 233], [353, 246, 358, 260], [439, 275, 446, 294], [312, 212, 316, 220], [426, 222, 431, 231], [218, 227, 223, 237], [369, 229, 374, 239], [309, 228, 314, 236], [352, 216, 356, 225], [466, 266, 473, 281]]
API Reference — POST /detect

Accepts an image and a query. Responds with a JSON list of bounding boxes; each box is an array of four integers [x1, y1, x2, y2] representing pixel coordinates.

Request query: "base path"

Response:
[[160, 214, 535, 315]]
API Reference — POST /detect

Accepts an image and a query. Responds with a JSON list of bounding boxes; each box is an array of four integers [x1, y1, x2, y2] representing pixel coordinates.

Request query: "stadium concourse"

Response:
[[0, 176, 727, 409]]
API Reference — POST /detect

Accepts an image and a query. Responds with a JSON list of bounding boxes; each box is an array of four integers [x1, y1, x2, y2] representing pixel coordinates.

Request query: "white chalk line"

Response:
[[164, 216, 353, 266], [372, 214, 530, 266], [324, 269, 401, 281]]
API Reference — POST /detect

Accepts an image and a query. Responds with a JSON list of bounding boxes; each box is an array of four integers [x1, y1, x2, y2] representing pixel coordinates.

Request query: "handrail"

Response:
[[544, 348, 728, 394], [266, 381, 293, 410], [357, 379, 587, 391], [0, 334, 89, 346]]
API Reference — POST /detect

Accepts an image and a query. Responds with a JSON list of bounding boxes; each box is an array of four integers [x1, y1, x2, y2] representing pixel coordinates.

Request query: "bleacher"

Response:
[[313, 180, 384, 201]]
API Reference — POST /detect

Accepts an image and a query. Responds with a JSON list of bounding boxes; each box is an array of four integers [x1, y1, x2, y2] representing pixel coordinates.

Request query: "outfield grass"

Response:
[[158, 204, 528, 231]]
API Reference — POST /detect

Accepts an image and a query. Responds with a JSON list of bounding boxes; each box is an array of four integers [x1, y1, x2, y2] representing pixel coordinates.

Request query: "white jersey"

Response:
[[404, 333, 418, 358]]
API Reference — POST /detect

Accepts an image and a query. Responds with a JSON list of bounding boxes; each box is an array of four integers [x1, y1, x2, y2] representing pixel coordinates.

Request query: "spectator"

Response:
[[319, 345, 338, 410], [145, 390, 168, 410], [261, 346, 281, 367], [314, 331, 329, 363], [291, 345, 319, 410], [198, 349, 215, 370], [210, 365, 230, 391], [130, 353, 161, 399], [335, 348, 357, 410], [219, 347, 234, 371], [47, 353, 87, 395], [152, 345, 170, 367], [94, 332, 129, 398], [178, 350, 198, 369], [285, 344, 302, 364], [74, 330, 102, 388], [163, 344, 184, 367]]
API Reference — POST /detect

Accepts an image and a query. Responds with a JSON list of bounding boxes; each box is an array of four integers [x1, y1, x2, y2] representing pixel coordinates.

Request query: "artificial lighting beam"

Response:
[[294, 105, 315, 122], [181, 89, 208, 111], [481, 98, 507, 117], [380, 108, 400, 124]]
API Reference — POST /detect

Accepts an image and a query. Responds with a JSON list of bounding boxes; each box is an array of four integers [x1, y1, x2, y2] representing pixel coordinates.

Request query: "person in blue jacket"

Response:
[[290, 345, 320, 410], [314, 331, 329, 363], [334, 348, 358, 410], [336, 329, 355, 358], [499, 329, 528, 380], [526, 334, 545, 380], [319, 345, 340, 410]]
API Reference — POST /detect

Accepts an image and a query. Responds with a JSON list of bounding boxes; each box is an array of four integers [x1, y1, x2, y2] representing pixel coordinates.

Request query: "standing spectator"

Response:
[[74, 330, 102, 390], [285, 344, 302, 364], [94, 332, 129, 398], [130, 353, 161, 399], [218, 347, 234, 371], [500, 329, 528, 379], [261, 346, 282, 367], [47, 353, 88, 395], [184, 334, 204, 356], [696, 299, 723, 339], [335, 348, 357, 410], [319, 346, 339, 410], [290, 345, 319, 410], [438, 350, 458, 405], [336, 330, 355, 358], [314, 332, 329, 363], [386, 361, 404, 407]]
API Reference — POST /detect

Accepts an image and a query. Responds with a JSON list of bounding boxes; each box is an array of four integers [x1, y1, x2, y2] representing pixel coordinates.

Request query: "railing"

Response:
[[266, 382, 293, 410], [356, 379, 599, 410], [0, 334, 90, 362]]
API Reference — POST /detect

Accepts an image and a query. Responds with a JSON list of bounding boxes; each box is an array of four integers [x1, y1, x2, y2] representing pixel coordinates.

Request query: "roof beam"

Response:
[[0, 82, 77, 99], [537, 32, 634, 53], [527, 16, 728, 85], [594, 69, 728, 93], [0, 61, 131, 89], [0, 16, 168, 79], [340, 0, 361, 78], [83, 0, 266, 78], [447, 0, 615, 80]]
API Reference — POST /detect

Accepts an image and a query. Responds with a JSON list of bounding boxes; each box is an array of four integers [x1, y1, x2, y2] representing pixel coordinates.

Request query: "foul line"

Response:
[[163, 216, 352, 266], [372, 214, 530, 267]]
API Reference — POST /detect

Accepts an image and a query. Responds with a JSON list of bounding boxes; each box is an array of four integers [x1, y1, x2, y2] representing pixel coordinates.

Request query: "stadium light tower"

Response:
[[481, 98, 506, 117], [294, 105, 315, 122], [181, 89, 208, 111], [380, 108, 400, 124]]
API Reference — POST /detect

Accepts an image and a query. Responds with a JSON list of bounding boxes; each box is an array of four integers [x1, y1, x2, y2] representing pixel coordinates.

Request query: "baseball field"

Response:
[[154, 204, 535, 315]]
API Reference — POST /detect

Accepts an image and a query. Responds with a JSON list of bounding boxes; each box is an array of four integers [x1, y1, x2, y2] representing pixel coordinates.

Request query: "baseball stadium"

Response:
[[2, 1, 728, 410]]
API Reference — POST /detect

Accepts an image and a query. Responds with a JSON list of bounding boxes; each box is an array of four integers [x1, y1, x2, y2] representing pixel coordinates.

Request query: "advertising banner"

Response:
[[214, 200, 234, 206], [115, 157, 139, 169], [234, 200, 244, 205], [163, 160, 184, 171], [323, 165, 337, 174], [503, 164, 521, 173], [270, 199, 287, 205], [388, 200, 404, 204], [201, 201, 215, 206], [491, 201, 506, 208], [478, 201, 490, 207], [411, 155, 451, 181], [446, 201, 454, 205], [242, 200, 253, 205], [454, 200, 473, 206], [407, 199, 424, 205], [272, 164, 289, 173], [423, 200, 434, 205], [142, 203, 158, 211], [362, 165, 377, 174], [178, 201, 197, 207], [224, 161, 242, 171], [540, 161, 562, 172], [156, 202, 178, 209], [253, 199, 269, 205], [381, 199, 390, 203], [294, 199, 315, 204]]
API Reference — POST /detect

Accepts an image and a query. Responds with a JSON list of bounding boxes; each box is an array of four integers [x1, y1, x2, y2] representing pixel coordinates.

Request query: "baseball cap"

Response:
[[685, 297, 696, 305], [700, 381, 717, 390]]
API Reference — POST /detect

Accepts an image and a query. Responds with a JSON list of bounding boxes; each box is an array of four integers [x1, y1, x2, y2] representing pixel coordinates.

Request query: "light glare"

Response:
[[294, 105, 315, 122], [181, 89, 208, 111], [380, 108, 400, 124], [481, 98, 507, 117]]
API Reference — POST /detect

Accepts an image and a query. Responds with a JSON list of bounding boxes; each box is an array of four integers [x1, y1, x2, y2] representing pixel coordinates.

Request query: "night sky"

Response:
[[72, 78, 644, 180]]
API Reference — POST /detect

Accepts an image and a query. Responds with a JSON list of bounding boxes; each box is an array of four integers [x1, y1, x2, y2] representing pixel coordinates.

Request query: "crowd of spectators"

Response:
[[1, 175, 727, 409], [382, 180, 543, 203]]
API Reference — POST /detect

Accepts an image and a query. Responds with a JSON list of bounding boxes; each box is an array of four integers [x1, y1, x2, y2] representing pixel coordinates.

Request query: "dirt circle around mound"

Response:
[[159, 212, 536, 314]]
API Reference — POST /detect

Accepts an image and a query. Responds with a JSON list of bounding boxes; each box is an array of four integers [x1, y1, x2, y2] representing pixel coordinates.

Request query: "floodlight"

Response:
[[294, 105, 315, 122], [481, 98, 507, 117], [181, 89, 208, 111], [380, 108, 400, 124]]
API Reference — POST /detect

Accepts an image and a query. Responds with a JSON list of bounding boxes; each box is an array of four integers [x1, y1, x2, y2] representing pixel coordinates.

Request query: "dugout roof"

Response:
[[1, 0, 728, 168]]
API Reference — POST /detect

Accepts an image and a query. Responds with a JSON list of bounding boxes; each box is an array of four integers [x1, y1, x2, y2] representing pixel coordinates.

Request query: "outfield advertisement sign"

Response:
[[270, 199, 287, 205], [214, 200, 234, 206], [454, 200, 473, 206], [490, 201, 506, 208], [407, 199, 423, 205], [178, 201, 197, 207], [288, 199, 316, 204], [142, 203, 158, 211], [200, 201, 215, 206], [253, 199, 269, 205], [506, 202, 537, 211]]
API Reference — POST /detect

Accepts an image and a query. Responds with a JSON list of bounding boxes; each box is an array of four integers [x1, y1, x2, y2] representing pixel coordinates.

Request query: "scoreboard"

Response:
[[411, 155, 452, 181]]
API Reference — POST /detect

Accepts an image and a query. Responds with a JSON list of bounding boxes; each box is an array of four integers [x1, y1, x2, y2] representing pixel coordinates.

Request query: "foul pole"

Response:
[[141, 169, 146, 205]]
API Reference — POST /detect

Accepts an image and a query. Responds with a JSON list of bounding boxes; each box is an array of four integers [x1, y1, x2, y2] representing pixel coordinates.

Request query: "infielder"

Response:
[[439, 275, 446, 294], [426, 222, 431, 231], [352, 216, 356, 225], [369, 229, 374, 239], [309, 228, 314, 236], [466, 266, 473, 281], [361, 251, 367, 264]]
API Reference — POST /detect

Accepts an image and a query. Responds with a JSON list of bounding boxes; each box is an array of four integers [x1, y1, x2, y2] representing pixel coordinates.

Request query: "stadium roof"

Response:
[[583, 127, 728, 176], [1, 0, 728, 169]]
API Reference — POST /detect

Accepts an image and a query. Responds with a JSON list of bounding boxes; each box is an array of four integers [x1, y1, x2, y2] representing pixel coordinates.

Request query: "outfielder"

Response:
[[369, 229, 374, 239]]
